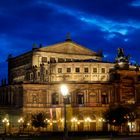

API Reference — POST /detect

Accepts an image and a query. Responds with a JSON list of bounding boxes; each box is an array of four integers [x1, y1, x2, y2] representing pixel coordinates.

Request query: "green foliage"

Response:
[[104, 105, 136, 126], [31, 112, 47, 128]]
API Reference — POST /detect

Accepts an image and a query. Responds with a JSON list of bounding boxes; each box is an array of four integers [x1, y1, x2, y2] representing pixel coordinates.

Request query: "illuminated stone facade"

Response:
[[0, 39, 140, 133]]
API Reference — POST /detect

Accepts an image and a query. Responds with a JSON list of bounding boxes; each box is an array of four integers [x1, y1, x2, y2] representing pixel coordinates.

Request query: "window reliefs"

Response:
[[75, 67, 80, 73], [101, 92, 108, 104], [101, 68, 106, 73], [52, 93, 59, 105], [58, 58, 65, 62], [58, 68, 62, 73], [50, 57, 56, 63], [84, 67, 89, 73], [76, 93, 84, 105], [42, 57, 47, 63], [32, 93, 38, 103], [93, 67, 97, 73], [67, 68, 71, 73], [89, 92, 96, 103]]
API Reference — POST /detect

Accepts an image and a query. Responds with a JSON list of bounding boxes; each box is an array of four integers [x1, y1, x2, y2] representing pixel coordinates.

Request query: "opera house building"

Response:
[[0, 37, 140, 133]]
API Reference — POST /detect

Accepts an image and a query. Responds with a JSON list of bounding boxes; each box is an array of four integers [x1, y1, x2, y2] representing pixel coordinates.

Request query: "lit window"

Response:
[[89, 93, 96, 104], [50, 57, 56, 63], [101, 92, 108, 104], [58, 68, 62, 73], [52, 93, 59, 105], [75, 67, 80, 73], [93, 68, 97, 73], [76, 93, 84, 104], [66, 58, 71, 62], [38, 72, 40, 77], [42, 57, 47, 63], [58, 58, 65, 62], [84, 67, 89, 73], [101, 68, 105, 73], [67, 68, 71, 73]]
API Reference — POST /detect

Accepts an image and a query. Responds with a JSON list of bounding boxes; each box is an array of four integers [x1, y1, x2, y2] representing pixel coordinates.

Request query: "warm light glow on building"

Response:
[[71, 117, 78, 122], [18, 117, 24, 123], [84, 117, 91, 122], [60, 84, 69, 97], [98, 118, 105, 122], [0, 38, 139, 133]]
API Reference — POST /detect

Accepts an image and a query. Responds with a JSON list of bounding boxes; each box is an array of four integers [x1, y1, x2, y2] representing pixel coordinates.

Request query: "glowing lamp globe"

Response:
[[60, 84, 68, 97]]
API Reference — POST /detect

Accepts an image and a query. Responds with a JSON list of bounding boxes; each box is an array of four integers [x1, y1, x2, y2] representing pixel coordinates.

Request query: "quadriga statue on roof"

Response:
[[116, 48, 130, 63], [115, 48, 130, 69], [117, 48, 124, 58]]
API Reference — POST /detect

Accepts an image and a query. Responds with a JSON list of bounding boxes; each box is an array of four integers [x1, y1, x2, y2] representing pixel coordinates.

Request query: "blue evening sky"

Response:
[[0, 0, 140, 81]]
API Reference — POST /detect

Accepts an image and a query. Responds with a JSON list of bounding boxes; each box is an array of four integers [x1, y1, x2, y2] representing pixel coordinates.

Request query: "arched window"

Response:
[[89, 93, 96, 103], [52, 93, 59, 105], [101, 92, 108, 104], [76, 93, 84, 105]]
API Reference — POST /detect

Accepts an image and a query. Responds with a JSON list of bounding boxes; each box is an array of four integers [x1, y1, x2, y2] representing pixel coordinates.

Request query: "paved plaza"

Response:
[[0, 136, 140, 140]]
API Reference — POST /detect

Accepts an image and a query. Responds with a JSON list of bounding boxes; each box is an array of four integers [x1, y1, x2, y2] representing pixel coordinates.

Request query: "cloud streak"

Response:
[[43, 1, 140, 36], [130, 0, 140, 7], [0, 0, 140, 80]]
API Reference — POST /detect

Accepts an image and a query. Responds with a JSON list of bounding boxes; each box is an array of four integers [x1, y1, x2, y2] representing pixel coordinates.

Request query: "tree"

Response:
[[31, 112, 47, 130], [104, 105, 137, 132]]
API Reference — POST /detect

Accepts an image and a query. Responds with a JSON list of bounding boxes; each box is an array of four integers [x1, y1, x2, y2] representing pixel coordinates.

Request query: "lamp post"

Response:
[[18, 117, 24, 133], [2, 118, 9, 135], [60, 84, 68, 140], [71, 117, 78, 131], [27, 122, 30, 135], [85, 117, 91, 131]]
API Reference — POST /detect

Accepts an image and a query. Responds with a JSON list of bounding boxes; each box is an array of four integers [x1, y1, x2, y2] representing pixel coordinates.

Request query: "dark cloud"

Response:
[[0, 0, 140, 80], [45, 0, 140, 21]]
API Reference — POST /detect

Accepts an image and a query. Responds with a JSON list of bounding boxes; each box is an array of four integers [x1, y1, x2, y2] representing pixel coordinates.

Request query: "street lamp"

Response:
[[71, 117, 78, 131], [2, 118, 9, 135], [18, 117, 24, 133], [27, 122, 30, 135], [85, 117, 91, 131], [60, 84, 69, 140]]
